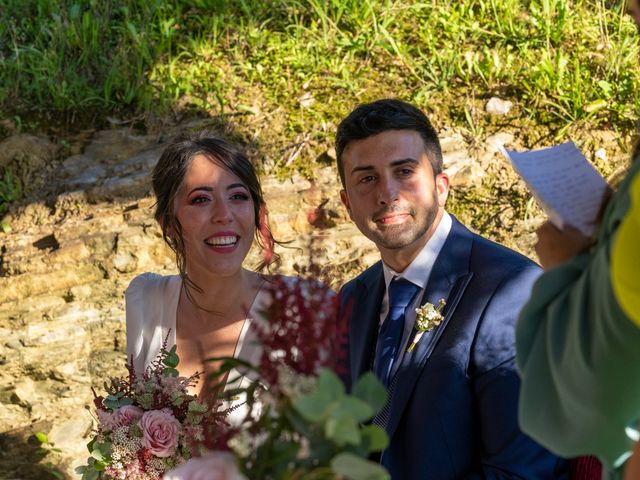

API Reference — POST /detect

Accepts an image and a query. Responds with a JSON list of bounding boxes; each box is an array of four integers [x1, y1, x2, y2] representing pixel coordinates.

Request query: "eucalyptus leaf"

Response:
[[90, 449, 105, 462], [325, 414, 360, 446], [293, 391, 332, 422], [317, 369, 346, 398], [163, 345, 180, 368], [360, 424, 389, 452], [331, 452, 390, 480], [352, 372, 387, 415], [332, 396, 373, 423], [86, 437, 96, 453], [83, 468, 99, 480]]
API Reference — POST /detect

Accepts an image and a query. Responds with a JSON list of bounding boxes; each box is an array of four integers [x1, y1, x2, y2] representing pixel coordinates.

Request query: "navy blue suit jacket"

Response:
[[339, 217, 568, 479]]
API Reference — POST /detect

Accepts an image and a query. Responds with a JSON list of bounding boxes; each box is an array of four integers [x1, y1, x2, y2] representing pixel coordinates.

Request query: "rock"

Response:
[[0, 134, 59, 170], [485, 132, 515, 151], [88, 169, 151, 201], [440, 130, 484, 187], [82, 129, 156, 165], [595, 148, 607, 161], [298, 92, 315, 108], [48, 414, 93, 450], [485, 97, 513, 116]]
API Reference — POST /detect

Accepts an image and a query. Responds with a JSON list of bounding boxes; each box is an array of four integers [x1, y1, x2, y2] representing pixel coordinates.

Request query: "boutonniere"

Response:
[[407, 298, 446, 352]]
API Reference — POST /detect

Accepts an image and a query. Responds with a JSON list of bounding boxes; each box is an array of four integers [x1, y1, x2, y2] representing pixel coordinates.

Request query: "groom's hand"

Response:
[[535, 221, 590, 270]]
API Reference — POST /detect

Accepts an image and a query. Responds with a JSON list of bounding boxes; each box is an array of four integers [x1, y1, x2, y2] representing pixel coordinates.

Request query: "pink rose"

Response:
[[163, 452, 246, 480], [140, 409, 182, 458], [115, 405, 144, 426]]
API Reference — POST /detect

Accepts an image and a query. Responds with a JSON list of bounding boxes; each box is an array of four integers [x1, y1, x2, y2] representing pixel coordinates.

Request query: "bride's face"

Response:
[[173, 154, 256, 279]]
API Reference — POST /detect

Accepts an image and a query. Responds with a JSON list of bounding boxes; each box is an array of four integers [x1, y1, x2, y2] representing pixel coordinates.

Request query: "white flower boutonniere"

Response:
[[407, 298, 446, 352]]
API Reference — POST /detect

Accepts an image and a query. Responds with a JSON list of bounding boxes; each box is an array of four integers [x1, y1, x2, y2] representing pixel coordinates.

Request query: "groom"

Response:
[[336, 99, 568, 479]]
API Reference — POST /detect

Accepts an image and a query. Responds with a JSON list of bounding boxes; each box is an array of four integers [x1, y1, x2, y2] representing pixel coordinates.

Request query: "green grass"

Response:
[[1, 0, 639, 168]]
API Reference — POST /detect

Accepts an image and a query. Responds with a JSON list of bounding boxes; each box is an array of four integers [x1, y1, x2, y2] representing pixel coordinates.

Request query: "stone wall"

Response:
[[0, 124, 516, 478]]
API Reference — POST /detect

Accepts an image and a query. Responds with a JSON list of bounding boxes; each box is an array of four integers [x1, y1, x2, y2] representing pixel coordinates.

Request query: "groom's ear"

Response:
[[340, 189, 353, 218], [435, 172, 450, 207]]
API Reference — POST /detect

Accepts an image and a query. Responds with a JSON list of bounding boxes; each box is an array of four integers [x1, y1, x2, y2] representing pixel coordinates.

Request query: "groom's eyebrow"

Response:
[[390, 158, 419, 167], [349, 158, 418, 176]]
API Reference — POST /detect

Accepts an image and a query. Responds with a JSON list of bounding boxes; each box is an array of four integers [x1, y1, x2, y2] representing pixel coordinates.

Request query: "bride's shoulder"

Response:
[[125, 272, 181, 300]]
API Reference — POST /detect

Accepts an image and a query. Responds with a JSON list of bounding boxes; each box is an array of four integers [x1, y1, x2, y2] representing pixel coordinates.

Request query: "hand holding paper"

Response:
[[500, 141, 610, 236]]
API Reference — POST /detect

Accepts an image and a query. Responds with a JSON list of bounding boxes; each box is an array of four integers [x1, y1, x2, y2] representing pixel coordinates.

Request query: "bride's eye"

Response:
[[230, 192, 250, 201], [190, 195, 210, 205]]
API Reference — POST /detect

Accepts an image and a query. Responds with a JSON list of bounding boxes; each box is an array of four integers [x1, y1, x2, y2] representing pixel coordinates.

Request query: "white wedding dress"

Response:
[[125, 272, 279, 424]]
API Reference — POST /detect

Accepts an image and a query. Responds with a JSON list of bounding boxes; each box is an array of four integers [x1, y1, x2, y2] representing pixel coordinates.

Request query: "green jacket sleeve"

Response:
[[612, 173, 640, 326], [516, 162, 640, 467]]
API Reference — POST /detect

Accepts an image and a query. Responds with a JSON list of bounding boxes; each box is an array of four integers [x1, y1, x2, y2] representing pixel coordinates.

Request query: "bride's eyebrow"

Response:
[[187, 183, 248, 195], [226, 183, 248, 191], [187, 186, 213, 195]]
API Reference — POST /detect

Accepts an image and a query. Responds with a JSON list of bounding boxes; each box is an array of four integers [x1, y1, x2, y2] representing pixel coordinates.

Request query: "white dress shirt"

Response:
[[379, 211, 452, 374]]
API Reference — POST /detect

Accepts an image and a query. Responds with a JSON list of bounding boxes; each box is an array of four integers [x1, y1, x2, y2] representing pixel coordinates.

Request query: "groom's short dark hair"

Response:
[[335, 99, 443, 187]]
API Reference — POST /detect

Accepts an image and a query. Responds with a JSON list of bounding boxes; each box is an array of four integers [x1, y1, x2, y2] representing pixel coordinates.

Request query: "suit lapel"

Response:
[[349, 262, 385, 385], [384, 217, 475, 439]]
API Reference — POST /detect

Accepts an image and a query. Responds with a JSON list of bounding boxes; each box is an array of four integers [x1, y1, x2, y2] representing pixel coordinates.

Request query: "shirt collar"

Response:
[[382, 211, 452, 290]]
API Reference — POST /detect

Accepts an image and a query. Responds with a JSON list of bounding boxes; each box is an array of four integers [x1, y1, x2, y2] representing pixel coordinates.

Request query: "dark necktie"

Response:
[[374, 277, 420, 387]]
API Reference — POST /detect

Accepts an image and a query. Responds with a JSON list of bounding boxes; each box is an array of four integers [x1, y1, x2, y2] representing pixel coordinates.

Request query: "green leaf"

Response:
[[352, 372, 387, 415], [90, 441, 112, 464], [325, 414, 360, 446], [317, 369, 346, 398], [83, 468, 99, 480], [331, 452, 390, 480], [163, 367, 179, 377], [294, 369, 348, 422], [293, 390, 332, 422], [584, 99, 607, 113], [0, 220, 11, 233], [332, 396, 373, 423], [86, 436, 96, 453], [90, 449, 105, 462], [360, 424, 389, 452], [50, 469, 65, 480], [34, 432, 49, 444], [163, 345, 180, 368]]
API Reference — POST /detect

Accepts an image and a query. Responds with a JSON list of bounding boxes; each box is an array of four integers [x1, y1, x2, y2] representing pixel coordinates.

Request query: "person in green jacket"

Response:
[[612, 172, 640, 327], [516, 5, 640, 476]]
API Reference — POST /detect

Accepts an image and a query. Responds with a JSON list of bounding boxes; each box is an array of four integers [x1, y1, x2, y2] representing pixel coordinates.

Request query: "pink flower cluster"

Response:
[[79, 341, 228, 480], [97, 405, 144, 431]]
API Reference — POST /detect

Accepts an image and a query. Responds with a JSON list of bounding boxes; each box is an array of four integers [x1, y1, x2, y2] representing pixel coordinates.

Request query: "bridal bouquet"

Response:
[[168, 276, 390, 480], [76, 342, 227, 480]]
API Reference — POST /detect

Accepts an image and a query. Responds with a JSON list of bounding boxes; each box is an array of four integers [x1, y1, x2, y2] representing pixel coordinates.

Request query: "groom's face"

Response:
[[340, 129, 449, 271]]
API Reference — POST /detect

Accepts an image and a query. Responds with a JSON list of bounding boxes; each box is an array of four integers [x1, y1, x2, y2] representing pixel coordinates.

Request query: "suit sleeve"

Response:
[[469, 265, 568, 479]]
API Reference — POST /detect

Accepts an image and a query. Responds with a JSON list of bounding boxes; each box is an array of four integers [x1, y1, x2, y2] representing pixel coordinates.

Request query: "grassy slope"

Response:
[[1, 0, 639, 241]]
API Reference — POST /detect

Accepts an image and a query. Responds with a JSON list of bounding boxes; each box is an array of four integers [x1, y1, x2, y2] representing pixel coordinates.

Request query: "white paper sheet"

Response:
[[500, 141, 609, 236]]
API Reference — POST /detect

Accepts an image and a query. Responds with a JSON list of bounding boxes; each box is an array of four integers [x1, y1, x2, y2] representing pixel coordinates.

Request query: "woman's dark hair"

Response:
[[152, 131, 276, 293], [335, 99, 443, 187]]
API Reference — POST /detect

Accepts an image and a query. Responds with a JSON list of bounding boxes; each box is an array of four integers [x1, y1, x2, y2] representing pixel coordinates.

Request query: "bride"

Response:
[[125, 131, 294, 401]]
